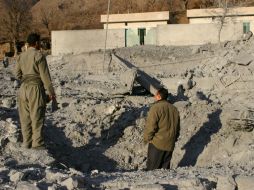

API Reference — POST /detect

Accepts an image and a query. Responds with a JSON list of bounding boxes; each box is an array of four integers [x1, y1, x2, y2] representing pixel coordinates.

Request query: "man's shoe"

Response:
[[32, 146, 46, 150], [21, 143, 31, 149]]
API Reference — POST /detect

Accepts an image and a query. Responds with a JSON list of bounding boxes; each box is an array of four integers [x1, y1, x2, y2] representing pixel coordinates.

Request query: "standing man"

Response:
[[15, 33, 56, 149], [144, 88, 180, 170]]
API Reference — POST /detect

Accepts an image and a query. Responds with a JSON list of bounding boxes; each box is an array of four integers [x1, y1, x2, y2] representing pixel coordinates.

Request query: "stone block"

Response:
[[60, 176, 86, 190], [235, 176, 254, 190], [16, 181, 40, 190], [216, 176, 236, 190]]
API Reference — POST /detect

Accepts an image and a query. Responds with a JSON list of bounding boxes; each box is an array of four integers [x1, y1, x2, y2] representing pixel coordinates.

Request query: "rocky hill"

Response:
[[1, 0, 254, 40], [30, 0, 254, 34], [32, 0, 254, 36], [31, 0, 180, 36]]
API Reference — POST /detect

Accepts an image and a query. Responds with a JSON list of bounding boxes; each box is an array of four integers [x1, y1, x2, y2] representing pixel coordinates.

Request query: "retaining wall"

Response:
[[51, 23, 243, 55], [156, 23, 243, 46], [52, 29, 125, 56]]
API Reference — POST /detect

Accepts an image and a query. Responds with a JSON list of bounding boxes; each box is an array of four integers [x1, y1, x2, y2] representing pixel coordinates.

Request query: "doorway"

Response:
[[138, 28, 146, 45]]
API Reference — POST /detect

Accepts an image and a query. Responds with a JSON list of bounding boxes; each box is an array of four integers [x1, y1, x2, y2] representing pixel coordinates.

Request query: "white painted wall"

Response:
[[156, 23, 243, 46], [101, 11, 169, 23], [189, 16, 254, 33], [51, 23, 243, 55], [104, 21, 168, 29], [189, 18, 213, 24], [51, 29, 125, 56]]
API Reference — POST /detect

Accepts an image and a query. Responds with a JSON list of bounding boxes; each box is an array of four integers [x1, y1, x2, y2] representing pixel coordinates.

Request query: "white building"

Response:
[[187, 7, 254, 33], [100, 11, 169, 29], [101, 11, 169, 46]]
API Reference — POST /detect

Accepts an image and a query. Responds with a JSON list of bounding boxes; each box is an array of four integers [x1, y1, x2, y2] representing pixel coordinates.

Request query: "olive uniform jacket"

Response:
[[15, 47, 55, 96], [144, 100, 180, 151]]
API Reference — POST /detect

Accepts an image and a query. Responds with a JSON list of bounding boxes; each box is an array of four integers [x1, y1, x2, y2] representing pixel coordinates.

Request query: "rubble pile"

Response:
[[0, 36, 253, 189]]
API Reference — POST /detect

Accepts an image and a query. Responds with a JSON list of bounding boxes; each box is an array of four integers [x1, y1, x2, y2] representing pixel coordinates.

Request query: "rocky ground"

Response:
[[0, 35, 254, 190]]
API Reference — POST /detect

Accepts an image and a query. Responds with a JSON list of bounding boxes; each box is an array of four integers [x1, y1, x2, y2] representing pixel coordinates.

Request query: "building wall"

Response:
[[189, 18, 213, 24], [101, 11, 169, 23], [216, 17, 254, 33], [103, 21, 168, 29], [156, 23, 243, 46], [190, 16, 254, 23], [51, 29, 125, 56], [127, 21, 167, 29], [187, 7, 254, 34], [189, 16, 254, 33], [145, 28, 157, 45], [187, 7, 254, 18], [103, 23, 126, 29], [126, 28, 157, 46], [51, 23, 243, 55], [126, 29, 139, 46]]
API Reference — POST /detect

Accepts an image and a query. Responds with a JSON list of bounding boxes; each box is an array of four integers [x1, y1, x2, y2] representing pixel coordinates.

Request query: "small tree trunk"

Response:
[[218, 21, 223, 45], [13, 40, 18, 57]]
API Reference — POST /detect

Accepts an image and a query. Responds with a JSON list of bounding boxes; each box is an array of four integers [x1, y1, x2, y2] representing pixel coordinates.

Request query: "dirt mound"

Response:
[[0, 36, 254, 189]]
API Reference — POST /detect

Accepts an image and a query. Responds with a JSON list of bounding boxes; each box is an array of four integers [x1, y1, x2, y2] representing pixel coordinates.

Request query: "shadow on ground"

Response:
[[45, 106, 144, 173], [178, 109, 222, 167], [162, 184, 179, 190]]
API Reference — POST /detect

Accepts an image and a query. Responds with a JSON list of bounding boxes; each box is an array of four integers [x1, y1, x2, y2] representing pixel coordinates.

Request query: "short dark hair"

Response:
[[27, 33, 40, 46], [157, 87, 168, 100]]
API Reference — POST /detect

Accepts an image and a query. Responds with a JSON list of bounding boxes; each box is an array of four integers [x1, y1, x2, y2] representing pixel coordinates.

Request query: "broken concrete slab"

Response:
[[230, 52, 254, 66], [16, 181, 40, 190], [119, 68, 137, 94], [136, 70, 162, 95], [242, 31, 253, 41], [130, 184, 165, 190], [216, 176, 236, 190], [161, 75, 254, 93], [235, 176, 254, 190], [227, 108, 254, 132], [60, 176, 86, 190], [112, 54, 163, 95]]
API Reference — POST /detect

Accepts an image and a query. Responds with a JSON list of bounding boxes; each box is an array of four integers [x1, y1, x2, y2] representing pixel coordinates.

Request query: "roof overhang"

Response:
[[101, 11, 169, 23], [187, 7, 254, 18]]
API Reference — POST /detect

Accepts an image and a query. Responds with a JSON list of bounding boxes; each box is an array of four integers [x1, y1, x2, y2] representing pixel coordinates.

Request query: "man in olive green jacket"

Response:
[[15, 33, 56, 149], [144, 88, 180, 170]]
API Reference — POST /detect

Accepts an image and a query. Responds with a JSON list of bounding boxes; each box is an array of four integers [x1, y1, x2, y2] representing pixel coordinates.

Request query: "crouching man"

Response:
[[144, 88, 180, 170]]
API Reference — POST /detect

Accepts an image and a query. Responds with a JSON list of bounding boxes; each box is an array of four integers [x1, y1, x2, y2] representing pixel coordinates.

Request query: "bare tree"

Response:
[[213, 0, 246, 44], [167, 0, 178, 24], [40, 8, 53, 37], [216, 0, 228, 44], [0, 0, 32, 55], [183, 0, 188, 9], [122, 0, 134, 13], [200, 0, 216, 8], [146, 0, 156, 11]]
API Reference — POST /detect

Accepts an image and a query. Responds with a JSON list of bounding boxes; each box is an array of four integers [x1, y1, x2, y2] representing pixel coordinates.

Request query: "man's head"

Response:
[[27, 33, 40, 49], [155, 87, 168, 101]]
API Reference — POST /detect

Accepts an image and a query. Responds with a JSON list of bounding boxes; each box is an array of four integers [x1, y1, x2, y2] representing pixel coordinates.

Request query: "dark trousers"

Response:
[[146, 143, 173, 170]]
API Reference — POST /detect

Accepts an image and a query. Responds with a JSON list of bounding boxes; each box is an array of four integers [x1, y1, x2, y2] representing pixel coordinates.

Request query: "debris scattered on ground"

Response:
[[0, 36, 253, 189]]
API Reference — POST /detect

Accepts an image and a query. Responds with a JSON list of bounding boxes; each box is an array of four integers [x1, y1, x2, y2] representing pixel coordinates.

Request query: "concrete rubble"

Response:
[[0, 35, 254, 189], [112, 54, 163, 95]]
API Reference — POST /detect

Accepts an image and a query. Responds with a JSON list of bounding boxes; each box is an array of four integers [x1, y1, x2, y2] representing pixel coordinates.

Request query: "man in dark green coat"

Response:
[[144, 88, 180, 170], [15, 33, 56, 149]]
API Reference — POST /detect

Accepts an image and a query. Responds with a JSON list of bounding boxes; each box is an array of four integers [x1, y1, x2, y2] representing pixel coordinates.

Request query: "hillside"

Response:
[[30, 0, 216, 37], [30, 0, 254, 37], [1, 0, 254, 40]]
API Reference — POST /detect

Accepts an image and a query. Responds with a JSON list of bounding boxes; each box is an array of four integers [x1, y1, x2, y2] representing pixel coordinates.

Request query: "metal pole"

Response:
[[103, 0, 111, 73]]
